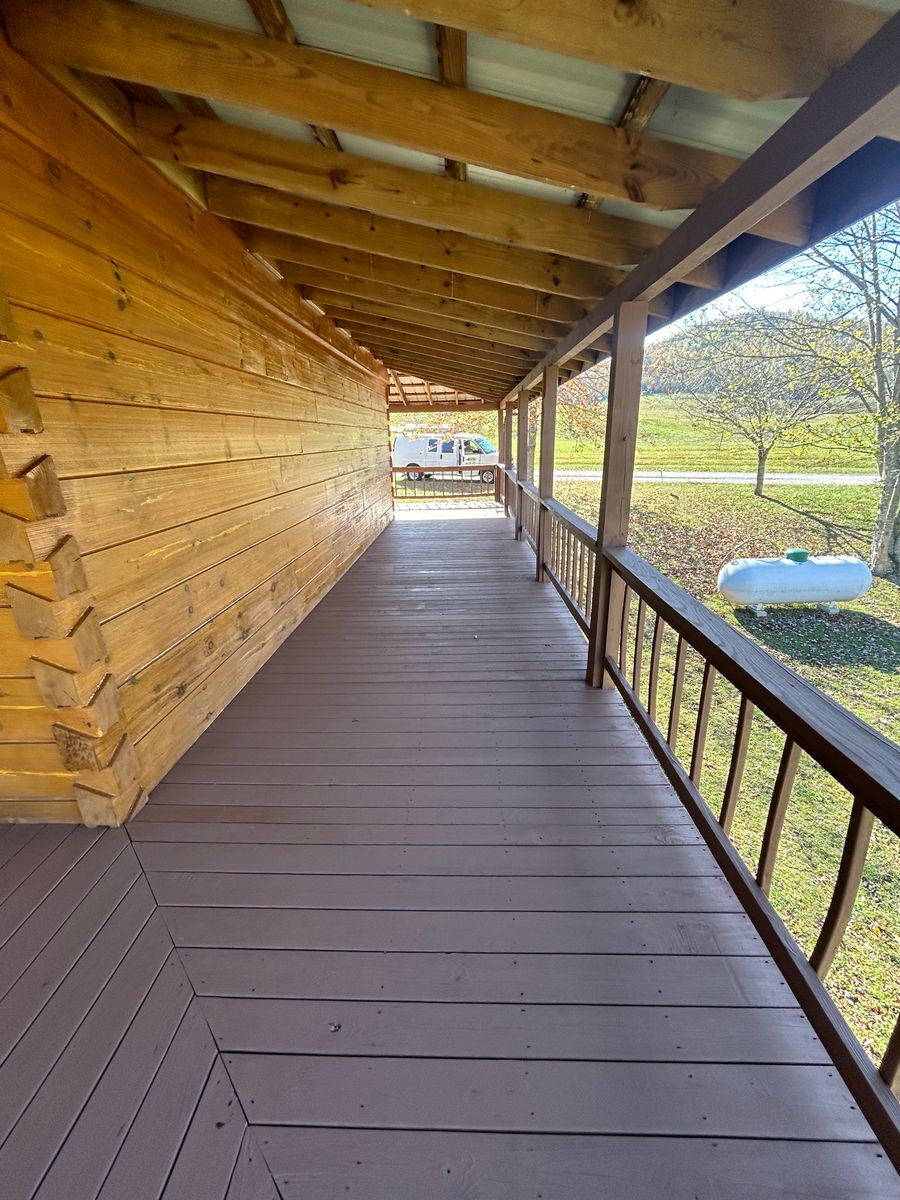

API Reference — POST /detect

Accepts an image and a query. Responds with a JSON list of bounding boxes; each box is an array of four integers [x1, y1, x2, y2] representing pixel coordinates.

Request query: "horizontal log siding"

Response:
[[0, 43, 391, 824]]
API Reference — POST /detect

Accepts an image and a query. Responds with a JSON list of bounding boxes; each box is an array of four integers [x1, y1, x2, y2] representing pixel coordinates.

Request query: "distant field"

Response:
[[555, 394, 876, 473], [555, 479, 899, 1062]]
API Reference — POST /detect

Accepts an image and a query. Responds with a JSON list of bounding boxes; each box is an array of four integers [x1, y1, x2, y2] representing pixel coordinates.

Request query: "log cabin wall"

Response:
[[0, 43, 392, 826]]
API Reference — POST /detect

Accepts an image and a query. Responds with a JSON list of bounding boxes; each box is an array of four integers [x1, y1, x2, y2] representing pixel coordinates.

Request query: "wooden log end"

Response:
[[0, 367, 42, 433]]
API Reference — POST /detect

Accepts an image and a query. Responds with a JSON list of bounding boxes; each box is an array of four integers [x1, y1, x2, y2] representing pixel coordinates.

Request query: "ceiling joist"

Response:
[[273, 246, 592, 324], [338, 325, 542, 373], [243, 227, 628, 306], [206, 178, 726, 290], [308, 293, 556, 352], [333, 314, 541, 365], [216, 182, 648, 297], [296, 275, 571, 341]]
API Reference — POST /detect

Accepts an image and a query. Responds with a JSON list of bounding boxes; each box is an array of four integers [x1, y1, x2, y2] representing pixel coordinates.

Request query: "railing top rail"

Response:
[[543, 496, 598, 547], [391, 464, 494, 473], [518, 479, 540, 499], [605, 544, 900, 832]]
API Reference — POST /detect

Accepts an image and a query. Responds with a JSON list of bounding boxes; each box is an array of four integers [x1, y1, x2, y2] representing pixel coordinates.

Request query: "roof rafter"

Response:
[[244, 0, 342, 152], [435, 25, 467, 182]]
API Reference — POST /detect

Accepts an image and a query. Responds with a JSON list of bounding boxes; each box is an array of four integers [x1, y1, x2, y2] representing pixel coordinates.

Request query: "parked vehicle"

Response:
[[391, 433, 499, 482]]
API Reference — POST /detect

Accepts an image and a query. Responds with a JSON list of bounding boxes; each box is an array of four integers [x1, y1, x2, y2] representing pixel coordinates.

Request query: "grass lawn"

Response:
[[555, 395, 876, 473], [555, 480, 899, 1061]]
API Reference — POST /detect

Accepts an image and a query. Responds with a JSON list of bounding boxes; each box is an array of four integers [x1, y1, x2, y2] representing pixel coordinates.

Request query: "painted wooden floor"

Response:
[[1, 512, 898, 1197]]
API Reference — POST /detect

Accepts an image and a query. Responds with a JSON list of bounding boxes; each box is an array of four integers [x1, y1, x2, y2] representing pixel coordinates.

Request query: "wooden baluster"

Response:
[[690, 660, 717, 786], [881, 1015, 900, 1097], [647, 612, 664, 725], [618, 585, 632, 672], [756, 738, 802, 894], [809, 797, 876, 978], [576, 540, 585, 610], [667, 634, 687, 748], [720, 694, 754, 835], [584, 549, 594, 625], [632, 598, 647, 694]]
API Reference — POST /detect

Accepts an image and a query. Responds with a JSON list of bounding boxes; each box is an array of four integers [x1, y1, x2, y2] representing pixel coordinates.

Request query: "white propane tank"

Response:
[[717, 547, 872, 616]]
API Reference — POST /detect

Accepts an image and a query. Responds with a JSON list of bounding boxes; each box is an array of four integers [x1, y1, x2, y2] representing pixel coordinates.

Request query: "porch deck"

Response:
[[1, 512, 897, 1198]]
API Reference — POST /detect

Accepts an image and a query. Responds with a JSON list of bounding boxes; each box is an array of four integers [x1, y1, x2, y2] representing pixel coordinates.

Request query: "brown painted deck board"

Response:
[[258, 1128, 898, 1200], [224, 1054, 867, 1140], [180, 946, 798, 1006], [201, 997, 828, 1062]]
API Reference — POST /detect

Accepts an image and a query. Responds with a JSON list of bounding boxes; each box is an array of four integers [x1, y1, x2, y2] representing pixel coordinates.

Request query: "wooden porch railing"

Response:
[[391, 463, 496, 500], [501, 465, 900, 1159]]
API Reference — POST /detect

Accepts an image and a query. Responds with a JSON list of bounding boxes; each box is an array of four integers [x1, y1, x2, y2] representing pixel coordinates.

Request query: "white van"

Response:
[[391, 433, 499, 482]]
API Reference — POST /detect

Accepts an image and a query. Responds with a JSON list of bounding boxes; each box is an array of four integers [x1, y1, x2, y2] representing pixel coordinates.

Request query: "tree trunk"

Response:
[[870, 444, 900, 577], [754, 445, 770, 496]]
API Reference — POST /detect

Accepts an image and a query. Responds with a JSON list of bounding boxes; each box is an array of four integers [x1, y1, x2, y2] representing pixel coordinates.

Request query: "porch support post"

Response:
[[500, 403, 513, 518], [494, 407, 504, 503], [586, 300, 649, 687], [514, 389, 528, 540], [535, 364, 558, 580]]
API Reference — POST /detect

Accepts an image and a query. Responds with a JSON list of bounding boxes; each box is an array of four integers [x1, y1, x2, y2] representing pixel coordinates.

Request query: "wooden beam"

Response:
[[619, 77, 672, 148], [244, 0, 341, 151], [334, 315, 538, 366], [134, 106, 807, 252], [347, 342, 521, 386], [136, 110, 663, 263], [253, 230, 672, 321], [586, 301, 649, 687], [436, 25, 467, 181], [345, 334, 536, 381], [296, 276, 568, 341], [508, 12, 900, 401], [388, 369, 410, 405], [581, 76, 673, 210], [273, 247, 591, 324], [341, 325, 539, 374], [223, 187, 628, 299], [14, 0, 809, 221], [343, 0, 888, 101], [423, 379, 434, 406], [379, 358, 506, 400], [303, 291, 556, 352], [208, 179, 724, 293]]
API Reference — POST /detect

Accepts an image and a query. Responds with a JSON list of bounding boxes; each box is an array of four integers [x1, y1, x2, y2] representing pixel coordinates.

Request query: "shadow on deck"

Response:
[[0, 511, 897, 1198]]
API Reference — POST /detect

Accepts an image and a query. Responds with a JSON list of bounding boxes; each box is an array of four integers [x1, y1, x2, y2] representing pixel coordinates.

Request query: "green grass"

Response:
[[555, 480, 899, 1060], [555, 395, 876, 473]]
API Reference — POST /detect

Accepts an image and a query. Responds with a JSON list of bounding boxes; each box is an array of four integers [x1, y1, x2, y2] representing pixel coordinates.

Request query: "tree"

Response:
[[656, 311, 839, 495], [760, 202, 900, 576], [557, 364, 608, 452]]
